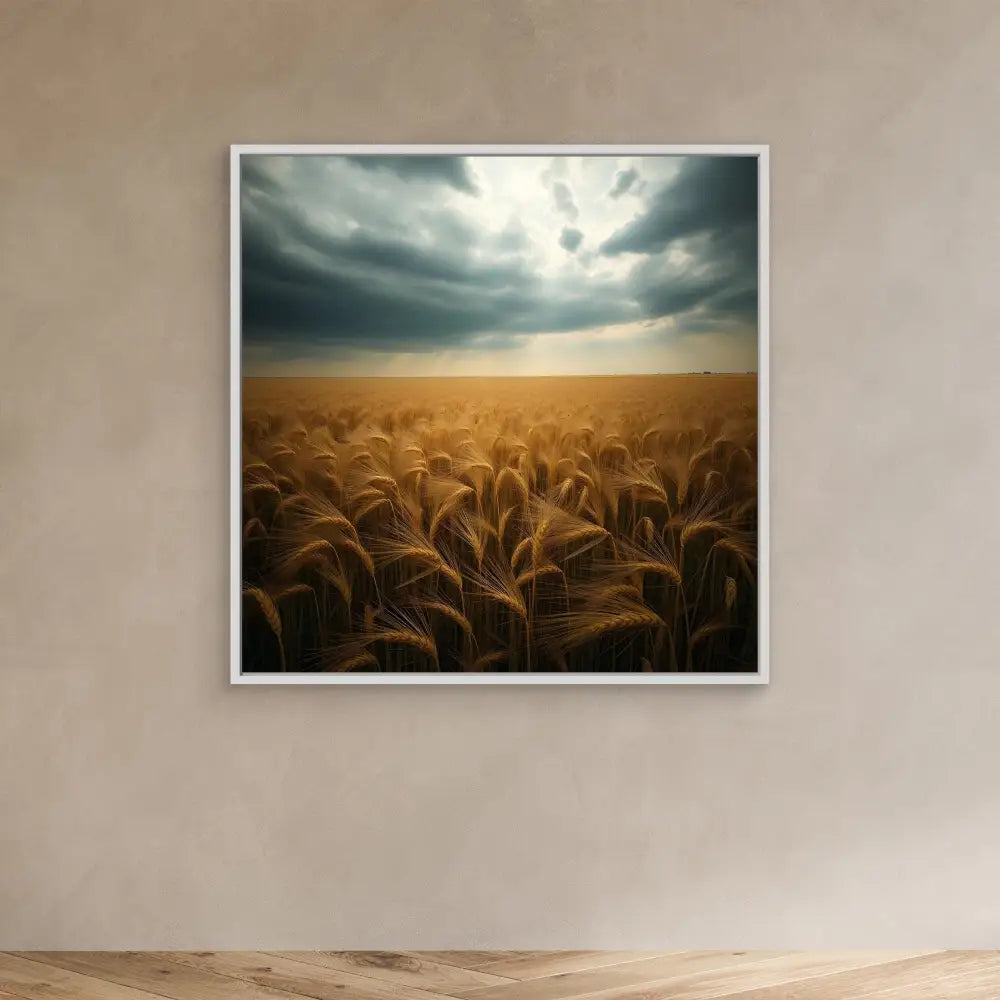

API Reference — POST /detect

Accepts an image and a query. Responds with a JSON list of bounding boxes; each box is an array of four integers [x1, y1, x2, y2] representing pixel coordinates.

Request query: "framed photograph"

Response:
[[231, 144, 768, 684]]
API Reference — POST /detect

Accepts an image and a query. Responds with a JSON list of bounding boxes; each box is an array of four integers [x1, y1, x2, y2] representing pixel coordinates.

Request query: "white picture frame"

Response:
[[230, 144, 769, 685]]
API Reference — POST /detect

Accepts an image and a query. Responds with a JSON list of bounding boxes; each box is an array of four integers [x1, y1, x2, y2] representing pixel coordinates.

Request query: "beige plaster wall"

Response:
[[2, 0, 999, 948]]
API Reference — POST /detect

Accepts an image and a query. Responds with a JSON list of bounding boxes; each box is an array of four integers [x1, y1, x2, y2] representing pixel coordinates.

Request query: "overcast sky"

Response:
[[241, 153, 759, 377]]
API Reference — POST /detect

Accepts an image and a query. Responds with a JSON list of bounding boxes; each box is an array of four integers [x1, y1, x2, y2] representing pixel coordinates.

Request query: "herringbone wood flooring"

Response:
[[2, 951, 998, 999]]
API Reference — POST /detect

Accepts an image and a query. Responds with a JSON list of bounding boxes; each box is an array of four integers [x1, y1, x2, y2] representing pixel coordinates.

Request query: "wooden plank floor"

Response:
[[2, 951, 999, 999]]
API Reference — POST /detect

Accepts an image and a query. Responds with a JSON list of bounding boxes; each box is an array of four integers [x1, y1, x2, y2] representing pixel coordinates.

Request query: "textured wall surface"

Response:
[[2, 0, 999, 948]]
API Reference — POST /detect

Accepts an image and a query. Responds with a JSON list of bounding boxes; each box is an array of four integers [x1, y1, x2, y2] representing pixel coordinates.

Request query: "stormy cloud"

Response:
[[603, 156, 759, 332], [608, 166, 639, 199], [551, 180, 579, 221], [600, 156, 757, 256], [342, 154, 480, 194], [558, 227, 584, 253], [240, 153, 760, 375]]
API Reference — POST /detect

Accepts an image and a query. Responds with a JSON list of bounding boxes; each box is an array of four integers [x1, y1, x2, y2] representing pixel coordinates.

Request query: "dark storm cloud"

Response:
[[492, 222, 530, 254], [602, 156, 759, 328], [241, 158, 636, 353], [559, 227, 584, 253], [342, 154, 480, 194], [601, 155, 758, 255], [608, 166, 639, 199], [551, 181, 578, 220], [240, 154, 759, 364], [626, 223, 758, 329]]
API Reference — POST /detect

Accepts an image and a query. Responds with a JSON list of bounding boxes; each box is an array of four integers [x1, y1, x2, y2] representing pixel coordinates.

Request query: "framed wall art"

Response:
[[231, 144, 769, 683]]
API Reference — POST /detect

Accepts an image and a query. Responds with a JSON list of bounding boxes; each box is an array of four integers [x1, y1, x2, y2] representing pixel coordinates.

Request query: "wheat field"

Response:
[[241, 374, 758, 674]]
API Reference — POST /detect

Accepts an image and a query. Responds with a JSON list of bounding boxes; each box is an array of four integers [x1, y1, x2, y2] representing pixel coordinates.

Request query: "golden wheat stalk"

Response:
[[539, 595, 665, 652], [332, 537, 376, 578], [418, 599, 474, 636], [598, 440, 630, 465], [498, 504, 519, 541], [609, 460, 669, 506], [366, 429, 392, 451], [365, 473, 400, 495], [496, 465, 530, 504], [456, 453, 494, 481], [357, 606, 439, 668], [370, 516, 463, 592], [688, 619, 733, 649], [680, 517, 730, 547], [577, 581, 643, 603], [529, 498, 608, 563], [243, 462, 276, 482], [428, 479, 474, 540], [427, 450, 454, 474], [334, 650, 380, 672], [640, 426, 661, 455], [308, 513, 357, 537], [272, 582, 314, 602], [510, 536, 532, 570], [712, 534, 756, 564], [243, 586, 281, 638], [275, 492, 310, 517], [554, 524, 610, 561], [724, 576, 738, 612], [243, 481, 281, 503], [515, 561, 564, 589], [469, 650, 508, 672], [605, 531, 682, 584], [621, 558, 683, 583], [242, 517, 266, 543], [437, 560, 463, 590], [315, 563, 350, 606], [365, 629, 438, 660], [355, 495, 392, 522], [468, 556, 528, 619], [451, 509, 494, 567], [242, 586, 286, 671]]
